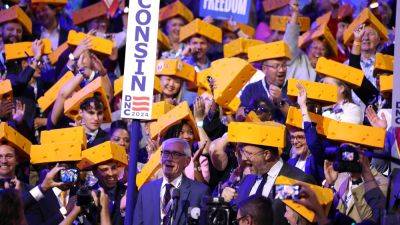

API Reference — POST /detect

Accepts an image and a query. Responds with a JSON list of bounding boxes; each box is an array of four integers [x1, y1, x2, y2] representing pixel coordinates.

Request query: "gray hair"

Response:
[[161, 138, 191, 157]]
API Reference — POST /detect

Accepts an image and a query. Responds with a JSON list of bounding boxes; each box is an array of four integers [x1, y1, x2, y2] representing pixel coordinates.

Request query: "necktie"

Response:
[[60, 190, 68, 207], [162, 183, 173, 225], [255, 174, 268, 196]]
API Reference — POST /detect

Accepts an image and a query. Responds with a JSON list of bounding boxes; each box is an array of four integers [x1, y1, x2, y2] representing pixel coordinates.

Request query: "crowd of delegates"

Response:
[[0, 0, 399, 225]]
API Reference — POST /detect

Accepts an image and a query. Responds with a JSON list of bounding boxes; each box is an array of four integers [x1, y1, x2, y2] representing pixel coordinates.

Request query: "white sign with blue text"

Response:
[[199, 0, 251, 24], [121, 0, 160, 120]]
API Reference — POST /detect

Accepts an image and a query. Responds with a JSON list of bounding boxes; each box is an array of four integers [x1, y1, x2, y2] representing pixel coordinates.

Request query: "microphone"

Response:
[[188, 207, 200, 225], [170, 188, 180, 225]]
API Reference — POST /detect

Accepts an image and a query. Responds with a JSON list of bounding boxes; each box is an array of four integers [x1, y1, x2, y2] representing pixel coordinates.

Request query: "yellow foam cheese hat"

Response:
[[72, 1, 108, 25], [48, 42, 69, 65], [298, 23, 338, 57], [315, 57, 364, 87], [221, 21, 255, 38], [4, 39, 52, 61], [158, 30, 171, 51], [379, 74, 392, 93], [286, 106, 333, 136], [179, 18, 222, 43], [197, 57, 256, 110], [326, 120, 386, 148], [0, 79, 13, 101], [159, 0, 194, 24], [136, 147, 161, 189], [228, 122, 286, 149], [287, 78, 338, 106], [155, 59, 196, 83], [67, 30, 114, 56], [31, 0, 67, 5], [275, 175, 334, 223], [149, 101, 199, 141], [248, 40, 292, 63], [38, 71, 79, 113], [316, 11, 332, 26], [0, 122, 31, 158], [77, 141, 128, 170], [245, 111, 262, 122], [374, 53, 393, 73], [64, 76, 112, 123], [262, 0, 290, 13], [270, 15, 311, 32], [30, 142, 82, 164], [40, 126, 87, 150], [151, 101, 175, 120], [343, 8, 388, 45], [223, 38, 264, 58], [0, 5, 32, 34]]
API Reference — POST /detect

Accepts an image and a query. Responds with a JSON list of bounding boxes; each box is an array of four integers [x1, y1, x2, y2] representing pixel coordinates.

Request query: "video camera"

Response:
[[186, 196, 237, 225], [326, 144, 362, 173]]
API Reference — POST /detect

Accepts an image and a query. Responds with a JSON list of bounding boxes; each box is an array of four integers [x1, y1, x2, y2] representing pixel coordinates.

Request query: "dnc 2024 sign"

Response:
[[199, 0, 251, 24]]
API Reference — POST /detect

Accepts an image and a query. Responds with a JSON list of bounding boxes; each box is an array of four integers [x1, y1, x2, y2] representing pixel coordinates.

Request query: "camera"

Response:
[[332, 144, 362, 173], [203, 196, 236, 225], [74, 173, 101, 225], [273, 185, 301, 200]]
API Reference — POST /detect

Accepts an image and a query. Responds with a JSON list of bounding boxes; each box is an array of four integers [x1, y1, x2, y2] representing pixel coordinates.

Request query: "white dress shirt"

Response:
[[249, 159, 284, 197], [160, 174, 183, 220]]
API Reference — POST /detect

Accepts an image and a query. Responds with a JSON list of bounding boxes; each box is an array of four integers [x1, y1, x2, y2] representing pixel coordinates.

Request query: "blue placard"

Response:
[[199, 0, 251, 24]]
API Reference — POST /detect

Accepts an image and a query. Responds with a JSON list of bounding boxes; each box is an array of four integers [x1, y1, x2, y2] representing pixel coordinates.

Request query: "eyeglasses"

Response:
[[290, 135, 306, 141], [232, 215, 248, 225], [245, 105, 271, 115], [240, 148, 265, 159], [161, 150, 187, 159], [263, 63, 287, 70]]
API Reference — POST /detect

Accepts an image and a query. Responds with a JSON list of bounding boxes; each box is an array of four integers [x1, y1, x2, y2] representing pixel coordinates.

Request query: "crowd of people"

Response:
[[0, 0, 399, 225]]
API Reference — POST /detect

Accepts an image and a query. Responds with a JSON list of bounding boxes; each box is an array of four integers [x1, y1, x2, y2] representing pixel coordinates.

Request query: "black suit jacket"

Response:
[[236, 162, 316, 225], [24, 187, 78, 225]]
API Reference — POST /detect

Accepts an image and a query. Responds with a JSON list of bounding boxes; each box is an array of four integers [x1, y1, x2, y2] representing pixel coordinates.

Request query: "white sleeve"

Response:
[[29, 186, 45, 201]]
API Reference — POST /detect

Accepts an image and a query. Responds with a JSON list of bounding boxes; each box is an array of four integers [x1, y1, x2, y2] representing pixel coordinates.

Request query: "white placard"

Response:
[[121, 0, 160, 119]]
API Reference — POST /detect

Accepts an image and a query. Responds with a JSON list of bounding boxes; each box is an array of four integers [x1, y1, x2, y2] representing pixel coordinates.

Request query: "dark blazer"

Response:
[[24, 187, 77, 225], [235, 162, 316, 225], [105, 181, 127, 225], [133, 175, 209, 225]]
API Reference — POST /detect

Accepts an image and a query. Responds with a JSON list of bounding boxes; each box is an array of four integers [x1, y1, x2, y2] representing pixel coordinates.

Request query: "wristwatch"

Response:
[[68, 53, 77, 61], [196, 120, 204, 128]]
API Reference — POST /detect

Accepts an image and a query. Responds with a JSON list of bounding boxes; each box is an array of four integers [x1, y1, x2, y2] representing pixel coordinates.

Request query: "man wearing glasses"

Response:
[[240, 41, 292, 123], [234, 196, 273, 225], [133, 138, 209, 225], [221, 141, 315, 225]]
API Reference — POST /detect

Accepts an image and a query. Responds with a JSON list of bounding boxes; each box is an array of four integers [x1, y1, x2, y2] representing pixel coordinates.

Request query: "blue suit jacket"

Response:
[[133, 175, 209, 225]]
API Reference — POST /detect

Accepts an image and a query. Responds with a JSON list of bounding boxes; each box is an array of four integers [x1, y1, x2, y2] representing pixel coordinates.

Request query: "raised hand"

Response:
[[296, 82, 307, 108], [194, 97, 206, 121], [365, 105, 387, 129], [353, 23, 365, 42], [39, 164, 65, 192], [323, 160, 338, 187], [72, 37, 92, 59], [12, 100, 25, 124], [31, 39, 44, 60]]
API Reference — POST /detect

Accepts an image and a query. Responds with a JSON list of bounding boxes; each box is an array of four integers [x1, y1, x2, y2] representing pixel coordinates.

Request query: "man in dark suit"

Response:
[[221, 142, 315, 225], [134, 138, 209, 225]]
